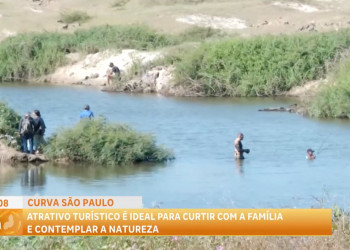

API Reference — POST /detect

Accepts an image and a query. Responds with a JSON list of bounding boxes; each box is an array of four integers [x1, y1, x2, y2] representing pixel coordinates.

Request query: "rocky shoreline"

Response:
[[0, 142, 48, 165]]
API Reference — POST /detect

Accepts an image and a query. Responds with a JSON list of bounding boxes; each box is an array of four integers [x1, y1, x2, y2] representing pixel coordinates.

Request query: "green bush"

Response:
[[0, 102, 20, 136], [73, 25, 178, 53], [0, 102, 21, 148], [0, 33, 69, 80], [45, 118, 173, 165], [174, 30, 350, 96], [308, 58, 350, 118]]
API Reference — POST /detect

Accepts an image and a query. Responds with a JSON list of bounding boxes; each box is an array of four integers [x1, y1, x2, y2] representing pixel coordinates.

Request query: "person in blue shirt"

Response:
[[80, 105, 94, 119]]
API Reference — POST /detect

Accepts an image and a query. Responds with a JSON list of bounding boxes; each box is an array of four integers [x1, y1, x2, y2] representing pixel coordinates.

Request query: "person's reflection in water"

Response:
[[21, 166, 46, 188], [235, 159, 244, 175]]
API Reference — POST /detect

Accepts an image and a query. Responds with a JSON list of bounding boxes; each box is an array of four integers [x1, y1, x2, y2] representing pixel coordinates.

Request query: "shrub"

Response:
[[45, 118, 173, 165], [174, 30, 350, 96], [0, 102, 21, 148], [0, 102, 21, 136], [307, 58, 350, 118]]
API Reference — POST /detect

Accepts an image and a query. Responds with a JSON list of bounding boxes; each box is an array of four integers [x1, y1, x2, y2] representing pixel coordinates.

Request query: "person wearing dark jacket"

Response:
[[33, 110, 46, 154], [18, 112, 36, 154]]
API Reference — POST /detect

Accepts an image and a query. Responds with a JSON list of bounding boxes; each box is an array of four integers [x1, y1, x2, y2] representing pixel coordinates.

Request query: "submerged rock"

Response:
[[258, 104, 305, 114]]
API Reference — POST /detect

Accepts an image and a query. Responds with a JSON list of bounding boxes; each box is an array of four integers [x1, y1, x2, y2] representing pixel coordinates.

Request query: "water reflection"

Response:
[[235, 159, 244, 175], [44, 162, 168, 182], [0, 165, 19, 187], [21, 165, 46, 187]]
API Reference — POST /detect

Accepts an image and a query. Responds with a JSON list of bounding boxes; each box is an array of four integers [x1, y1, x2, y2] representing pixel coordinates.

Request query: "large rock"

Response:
[[0, 142, 48, 164]]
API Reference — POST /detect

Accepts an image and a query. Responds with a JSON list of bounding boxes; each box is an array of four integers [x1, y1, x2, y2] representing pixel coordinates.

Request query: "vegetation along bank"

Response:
[[0, 102, 173, 165], [1, 26, 350, 118]]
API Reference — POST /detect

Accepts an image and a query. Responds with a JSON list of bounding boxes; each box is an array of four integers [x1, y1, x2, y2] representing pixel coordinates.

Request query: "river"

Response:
[[1, 84, 350, 209]]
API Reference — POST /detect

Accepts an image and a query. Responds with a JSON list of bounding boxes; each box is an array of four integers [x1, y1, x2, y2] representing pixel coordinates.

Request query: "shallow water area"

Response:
[[1, 83, 350, 209]]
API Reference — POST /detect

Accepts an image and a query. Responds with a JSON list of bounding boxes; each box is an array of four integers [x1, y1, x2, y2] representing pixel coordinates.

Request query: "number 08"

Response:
[[0, 200, 8, 207]]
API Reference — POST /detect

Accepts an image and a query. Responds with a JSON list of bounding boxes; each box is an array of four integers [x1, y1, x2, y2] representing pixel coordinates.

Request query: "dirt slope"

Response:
[[1, 0, 349, 41]]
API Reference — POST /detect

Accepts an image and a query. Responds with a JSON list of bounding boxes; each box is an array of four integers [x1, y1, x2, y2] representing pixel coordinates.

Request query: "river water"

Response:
[[1, 84, 350, 209]]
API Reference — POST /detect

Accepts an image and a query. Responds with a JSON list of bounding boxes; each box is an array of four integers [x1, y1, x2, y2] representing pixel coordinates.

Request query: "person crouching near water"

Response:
[[306, 148, 316, 160], [106, 62, 120, 85], [33, 110, 46, 154], [234, 132, 250, 159]]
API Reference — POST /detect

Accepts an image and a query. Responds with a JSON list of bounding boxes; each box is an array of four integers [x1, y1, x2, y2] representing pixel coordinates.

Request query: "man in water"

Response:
[[234, 132, 250, 159], [306, 148, 316, 160], [80, 105, 94, 119]]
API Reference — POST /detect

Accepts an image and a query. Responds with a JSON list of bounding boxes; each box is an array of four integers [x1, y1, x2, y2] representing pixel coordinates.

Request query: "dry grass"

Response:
[[59, 11, 92, 24], [1, 0, 349, 38], [112, 0, 130, 8], [139, 0, 212, 5]]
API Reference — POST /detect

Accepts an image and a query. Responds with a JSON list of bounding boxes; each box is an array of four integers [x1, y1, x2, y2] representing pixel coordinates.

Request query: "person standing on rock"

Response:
[[234, 132, 250, 159], [106, 62, 120, 85], [18, 112, 36, 154], [80, 105, 94, 119], [33, 110, 46, 154]]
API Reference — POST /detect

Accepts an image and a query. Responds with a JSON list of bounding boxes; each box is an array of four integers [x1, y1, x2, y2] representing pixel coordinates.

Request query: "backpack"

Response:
[[112, 66, 120, 74], [21, 118, 34, 136]]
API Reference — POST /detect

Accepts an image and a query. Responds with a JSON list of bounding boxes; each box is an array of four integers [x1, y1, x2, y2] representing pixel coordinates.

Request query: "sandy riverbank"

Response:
[[38, 49, 179, 95]]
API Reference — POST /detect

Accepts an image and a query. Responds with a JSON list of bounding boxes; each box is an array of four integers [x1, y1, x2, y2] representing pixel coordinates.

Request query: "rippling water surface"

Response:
[[1, 84, 350, 209]]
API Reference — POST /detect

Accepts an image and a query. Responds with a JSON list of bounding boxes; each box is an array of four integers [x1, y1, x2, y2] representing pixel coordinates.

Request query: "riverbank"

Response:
[[38, 49, 181, 96], [0, 141, 48, 164], [35, 27, 350, 120], [9, 27, 349, 99]]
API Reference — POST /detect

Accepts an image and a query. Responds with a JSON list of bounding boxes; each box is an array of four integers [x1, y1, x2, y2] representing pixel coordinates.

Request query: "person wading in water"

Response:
[[234, 132, 250, 159], [306, 148, 316, 160]]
